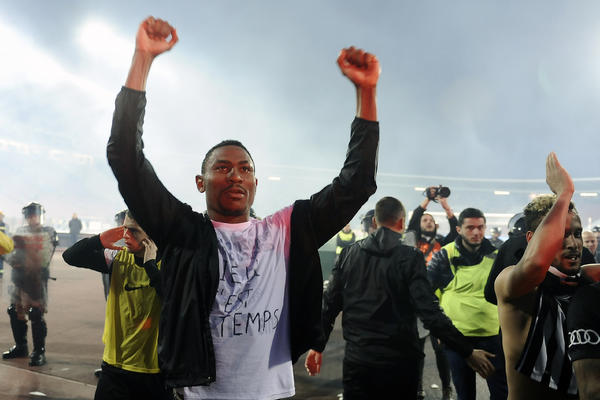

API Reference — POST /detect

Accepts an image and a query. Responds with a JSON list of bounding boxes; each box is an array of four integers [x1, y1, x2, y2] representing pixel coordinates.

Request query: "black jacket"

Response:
[[107, 87, 379, 388], [318, 227, 473, 366]]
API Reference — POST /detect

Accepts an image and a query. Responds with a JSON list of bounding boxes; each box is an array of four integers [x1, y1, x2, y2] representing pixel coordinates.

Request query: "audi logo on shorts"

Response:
[[569, 329, 600, 347]]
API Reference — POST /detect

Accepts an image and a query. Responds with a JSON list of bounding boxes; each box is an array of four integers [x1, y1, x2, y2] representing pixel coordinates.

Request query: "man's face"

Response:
[[26, 214, 40, 227], [457, 217, 486, 248], [123, 215, 148, 255], [196, 145, 257, 223], [342, 224, 351, 233], [594, 230, 600, 245], [551, 213, 583, 276], [420, 214, 436, 234], [583, 231, 598, 255]]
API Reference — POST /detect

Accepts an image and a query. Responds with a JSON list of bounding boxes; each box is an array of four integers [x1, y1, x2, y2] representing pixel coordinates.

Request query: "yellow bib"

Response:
[[439, 242, 499, 337], [103, 250, 162, 373]]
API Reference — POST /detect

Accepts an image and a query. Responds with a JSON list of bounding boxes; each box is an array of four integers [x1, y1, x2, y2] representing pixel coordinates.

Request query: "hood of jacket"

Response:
[[359, 227, 403, 257]]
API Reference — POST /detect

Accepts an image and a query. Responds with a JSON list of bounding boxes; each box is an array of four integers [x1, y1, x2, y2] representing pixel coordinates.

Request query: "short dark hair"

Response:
[[375, 197, 405, 227], [115, 210, 127, 226], [524, 195, 576, 232], [458, 208, 486, 226], [201, 140, 254, 174]]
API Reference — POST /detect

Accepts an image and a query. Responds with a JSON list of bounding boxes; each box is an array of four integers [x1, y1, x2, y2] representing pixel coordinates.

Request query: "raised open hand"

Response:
[[546, 152, 574, 197], [337, 47, 380, 89], [136, 16, 178, 57], [99, 226, 125, 250]]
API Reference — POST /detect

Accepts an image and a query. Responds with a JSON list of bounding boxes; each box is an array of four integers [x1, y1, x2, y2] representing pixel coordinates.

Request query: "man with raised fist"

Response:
[[107, 16, 380, 399]]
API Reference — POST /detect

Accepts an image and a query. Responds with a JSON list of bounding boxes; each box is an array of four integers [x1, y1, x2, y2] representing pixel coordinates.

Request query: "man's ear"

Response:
[[398, 218, 405, 233], [456, 225, 461, 234], [526, 231, 534, 243], [196, 175, 205, 193]]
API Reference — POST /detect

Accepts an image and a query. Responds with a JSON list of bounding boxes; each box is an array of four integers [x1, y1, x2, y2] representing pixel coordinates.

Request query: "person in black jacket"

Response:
[[305, 196, 495, 400], [107, 16, 380, 397]]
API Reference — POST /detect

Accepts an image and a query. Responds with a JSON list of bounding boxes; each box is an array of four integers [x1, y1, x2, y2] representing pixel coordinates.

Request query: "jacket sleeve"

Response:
[[441, 216, 458, 246], [143, 259, 163, 298], [335, 233, 343, 248], [106, 87, 199, 250], [306, 118, 379, 247], [316, 246, 347, 352], [62, 235, 110, 274], [408, 206, 425, 235], [427, 247, 453, 291], [404, 251, 473, 358]]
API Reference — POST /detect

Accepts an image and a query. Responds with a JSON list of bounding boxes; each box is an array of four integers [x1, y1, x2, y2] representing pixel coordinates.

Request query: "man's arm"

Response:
[[439, 197, 458, 245], [495, 153, 574, 301], [141, 238, 163, 297], [107, 17, 196, 248], [124, 17, 178, 92], [427, 247, 453, 291], [407, 200, 428, 234], [307, 47, 380, 247], [573, 360, 600, 400], [405, 251, 495, 378], [305, 246, 347, 375], [62, 235, 111, 274]]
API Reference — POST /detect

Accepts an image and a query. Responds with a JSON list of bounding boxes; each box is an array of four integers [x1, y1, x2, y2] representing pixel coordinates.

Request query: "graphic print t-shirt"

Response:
[[184, 206, 294, 400]]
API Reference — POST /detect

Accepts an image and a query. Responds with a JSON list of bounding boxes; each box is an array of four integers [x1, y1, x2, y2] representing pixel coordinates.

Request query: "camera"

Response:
[[424, 185, 451, 201]]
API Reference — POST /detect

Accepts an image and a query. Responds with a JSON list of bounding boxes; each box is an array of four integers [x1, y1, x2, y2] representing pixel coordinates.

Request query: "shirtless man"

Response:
[[495, 153, 581, 399]]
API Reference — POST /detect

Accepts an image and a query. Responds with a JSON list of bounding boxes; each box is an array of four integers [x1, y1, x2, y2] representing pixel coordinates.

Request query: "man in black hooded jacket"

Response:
[[305, 196, 495, 400]]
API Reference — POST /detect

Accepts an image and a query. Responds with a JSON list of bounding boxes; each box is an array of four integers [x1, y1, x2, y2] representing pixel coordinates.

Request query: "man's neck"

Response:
[[461, 238, 480, 253], [208, 210, 250, 224]]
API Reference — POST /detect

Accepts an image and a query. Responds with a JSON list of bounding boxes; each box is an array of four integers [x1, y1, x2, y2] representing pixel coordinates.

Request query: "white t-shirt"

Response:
[[184, 206, 294, 400]]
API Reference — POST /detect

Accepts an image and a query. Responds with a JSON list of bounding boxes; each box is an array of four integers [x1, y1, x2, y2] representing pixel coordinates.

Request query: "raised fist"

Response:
[[337, 46, 380, 88], [136, 16, 179, 57]]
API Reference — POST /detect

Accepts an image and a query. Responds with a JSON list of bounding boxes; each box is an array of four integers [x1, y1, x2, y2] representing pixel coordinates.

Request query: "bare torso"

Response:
[[497, 274, 571, 400]]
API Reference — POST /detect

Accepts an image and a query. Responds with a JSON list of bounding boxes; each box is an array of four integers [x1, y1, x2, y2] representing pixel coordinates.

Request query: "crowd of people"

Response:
[[1, 15, 599, 400]]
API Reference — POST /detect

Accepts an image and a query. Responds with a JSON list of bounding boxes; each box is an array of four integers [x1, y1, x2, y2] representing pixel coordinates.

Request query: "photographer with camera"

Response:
[[407, 186, 457, 400], [408, 185, 458, 265]]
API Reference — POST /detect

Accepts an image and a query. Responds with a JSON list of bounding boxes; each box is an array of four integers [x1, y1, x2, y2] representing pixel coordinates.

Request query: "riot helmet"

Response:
[[507, 212, 526, 238], [22, 202, 44, 226]]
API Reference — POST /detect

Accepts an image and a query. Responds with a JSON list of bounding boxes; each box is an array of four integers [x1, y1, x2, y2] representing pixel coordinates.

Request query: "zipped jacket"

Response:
[[107, 87, 379, 387]]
